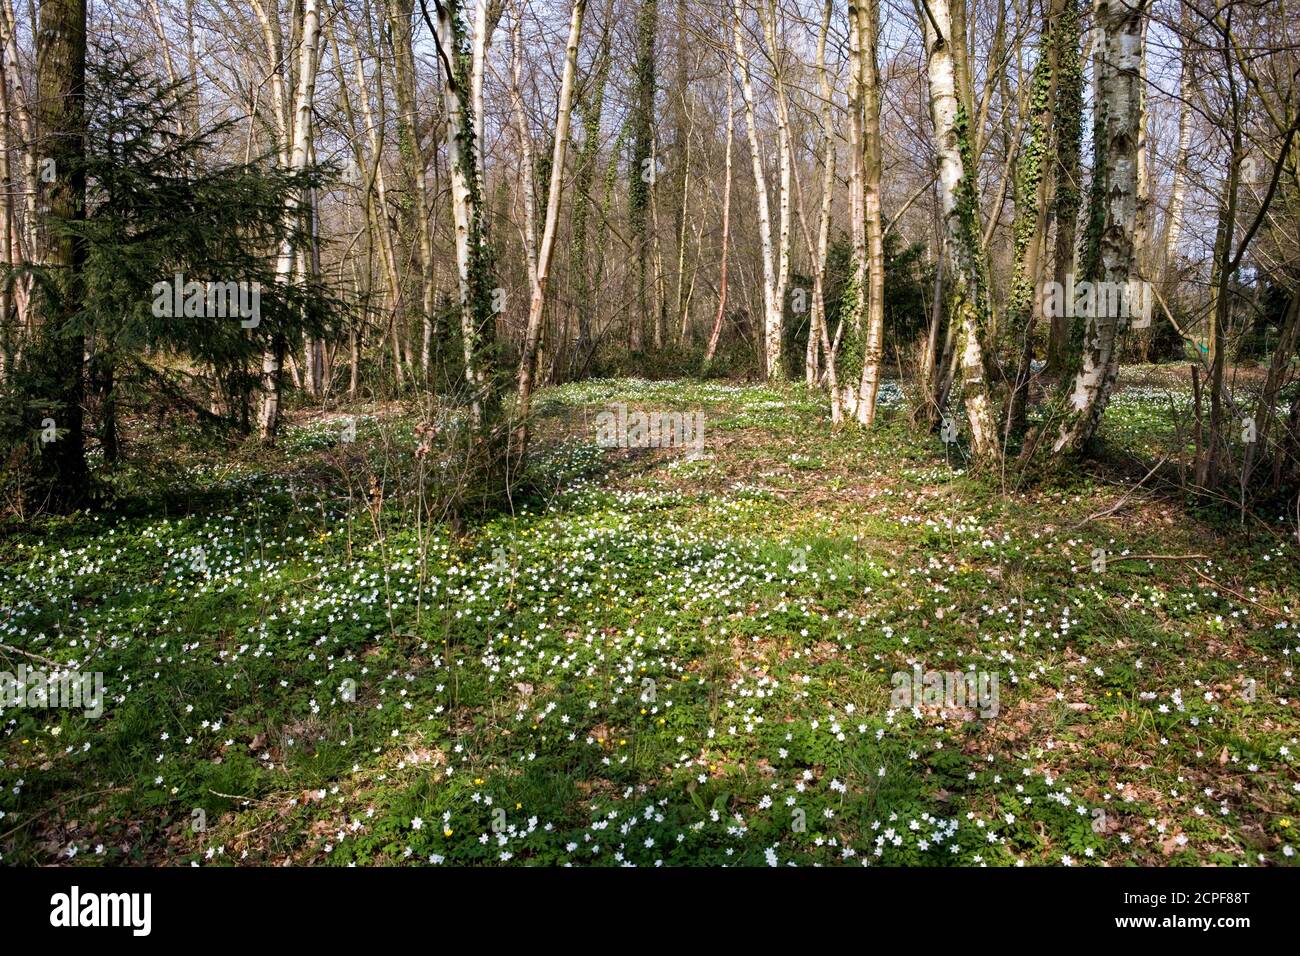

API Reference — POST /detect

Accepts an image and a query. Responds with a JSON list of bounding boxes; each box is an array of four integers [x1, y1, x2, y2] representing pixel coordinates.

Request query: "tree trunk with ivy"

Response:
[[430, 0, 498, 437], [1005, 0, 1065, 440], [922, 0, 1000, 462], [1045, 0, 1083, 374], [628, 0, 657, 353], [1050, 0, 1147, 456]]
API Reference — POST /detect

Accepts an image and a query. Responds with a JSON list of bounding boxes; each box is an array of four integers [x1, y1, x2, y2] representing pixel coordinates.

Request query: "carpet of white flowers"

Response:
[[1, 371, 1297, 866]]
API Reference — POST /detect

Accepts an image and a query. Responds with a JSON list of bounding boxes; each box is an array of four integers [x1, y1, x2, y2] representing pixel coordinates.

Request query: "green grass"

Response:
[[1, 368, 1297, 866]]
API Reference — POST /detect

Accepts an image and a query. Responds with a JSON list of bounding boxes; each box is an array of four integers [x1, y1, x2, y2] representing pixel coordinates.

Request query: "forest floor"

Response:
[[2, 366, 1298, 866]]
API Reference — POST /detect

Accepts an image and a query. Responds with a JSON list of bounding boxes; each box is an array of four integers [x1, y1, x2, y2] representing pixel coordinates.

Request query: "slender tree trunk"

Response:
[[0, 44, 12, 383], [629, 0, 657, 352], [649, 136, 668, 349], [789, 0, 840, 417], [470, 0, 499, 188], [259, 0, 321, 443], [1005, 0, 1065, 439], [302, 143, 325, 400], [249, 0, 292, 167], [1, 0, 39, 262], [673, 106, 693, 346], [734, 0, 782, 379], [1, 0, 35, 353], [514, 0, 587, 457], [1251, 292, 1300, 488], [918, 231, 945, 422], [1045, 0, 1083, 373], [1200, 159, 1238, 488], [330, 12, 377, 399], [509, 9, 539, 292], [569, 0, 613, 375], [345, 10, 407, 391], [854, 0, 886, 425], [1162, 7, 1193, 277], [388, 0, 438, 376], [427, 0, 497, 433], [704, 78, 733, 367], [761, 0, 792, 378], [804, 0, 835, 393], [1133, 14, 1150, 277], [842, 2, 866, 416]]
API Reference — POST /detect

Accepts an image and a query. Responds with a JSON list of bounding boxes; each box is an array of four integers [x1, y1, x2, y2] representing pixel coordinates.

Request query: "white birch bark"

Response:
[[854, 0, 886, 426], [248, 0, 292, 165], [733, 0, 782, 379], [0, 0, 38, 263], [1052, 0, 1147, 454], [258, 0, 320, 442], [841, 3, 866, 417], [922, 0, 999, 459], [760, 0, 792, 358]]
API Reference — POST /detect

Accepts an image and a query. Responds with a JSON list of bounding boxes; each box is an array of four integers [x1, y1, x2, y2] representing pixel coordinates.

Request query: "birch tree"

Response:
[[424, 0, 497, 433], [852, 0, 886, 426], [760, 0, 792, 375], [733, 0, 784, 380], [921, 0, 1000, 460], [257, 0, 321, 442], [843, 0, 866, 416], [1051, 0, 1147, 455]]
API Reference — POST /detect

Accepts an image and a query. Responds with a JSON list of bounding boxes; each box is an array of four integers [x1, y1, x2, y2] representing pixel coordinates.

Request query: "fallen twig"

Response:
[[1190, 566, 1289, 619], [0, 642, 61, 668]]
